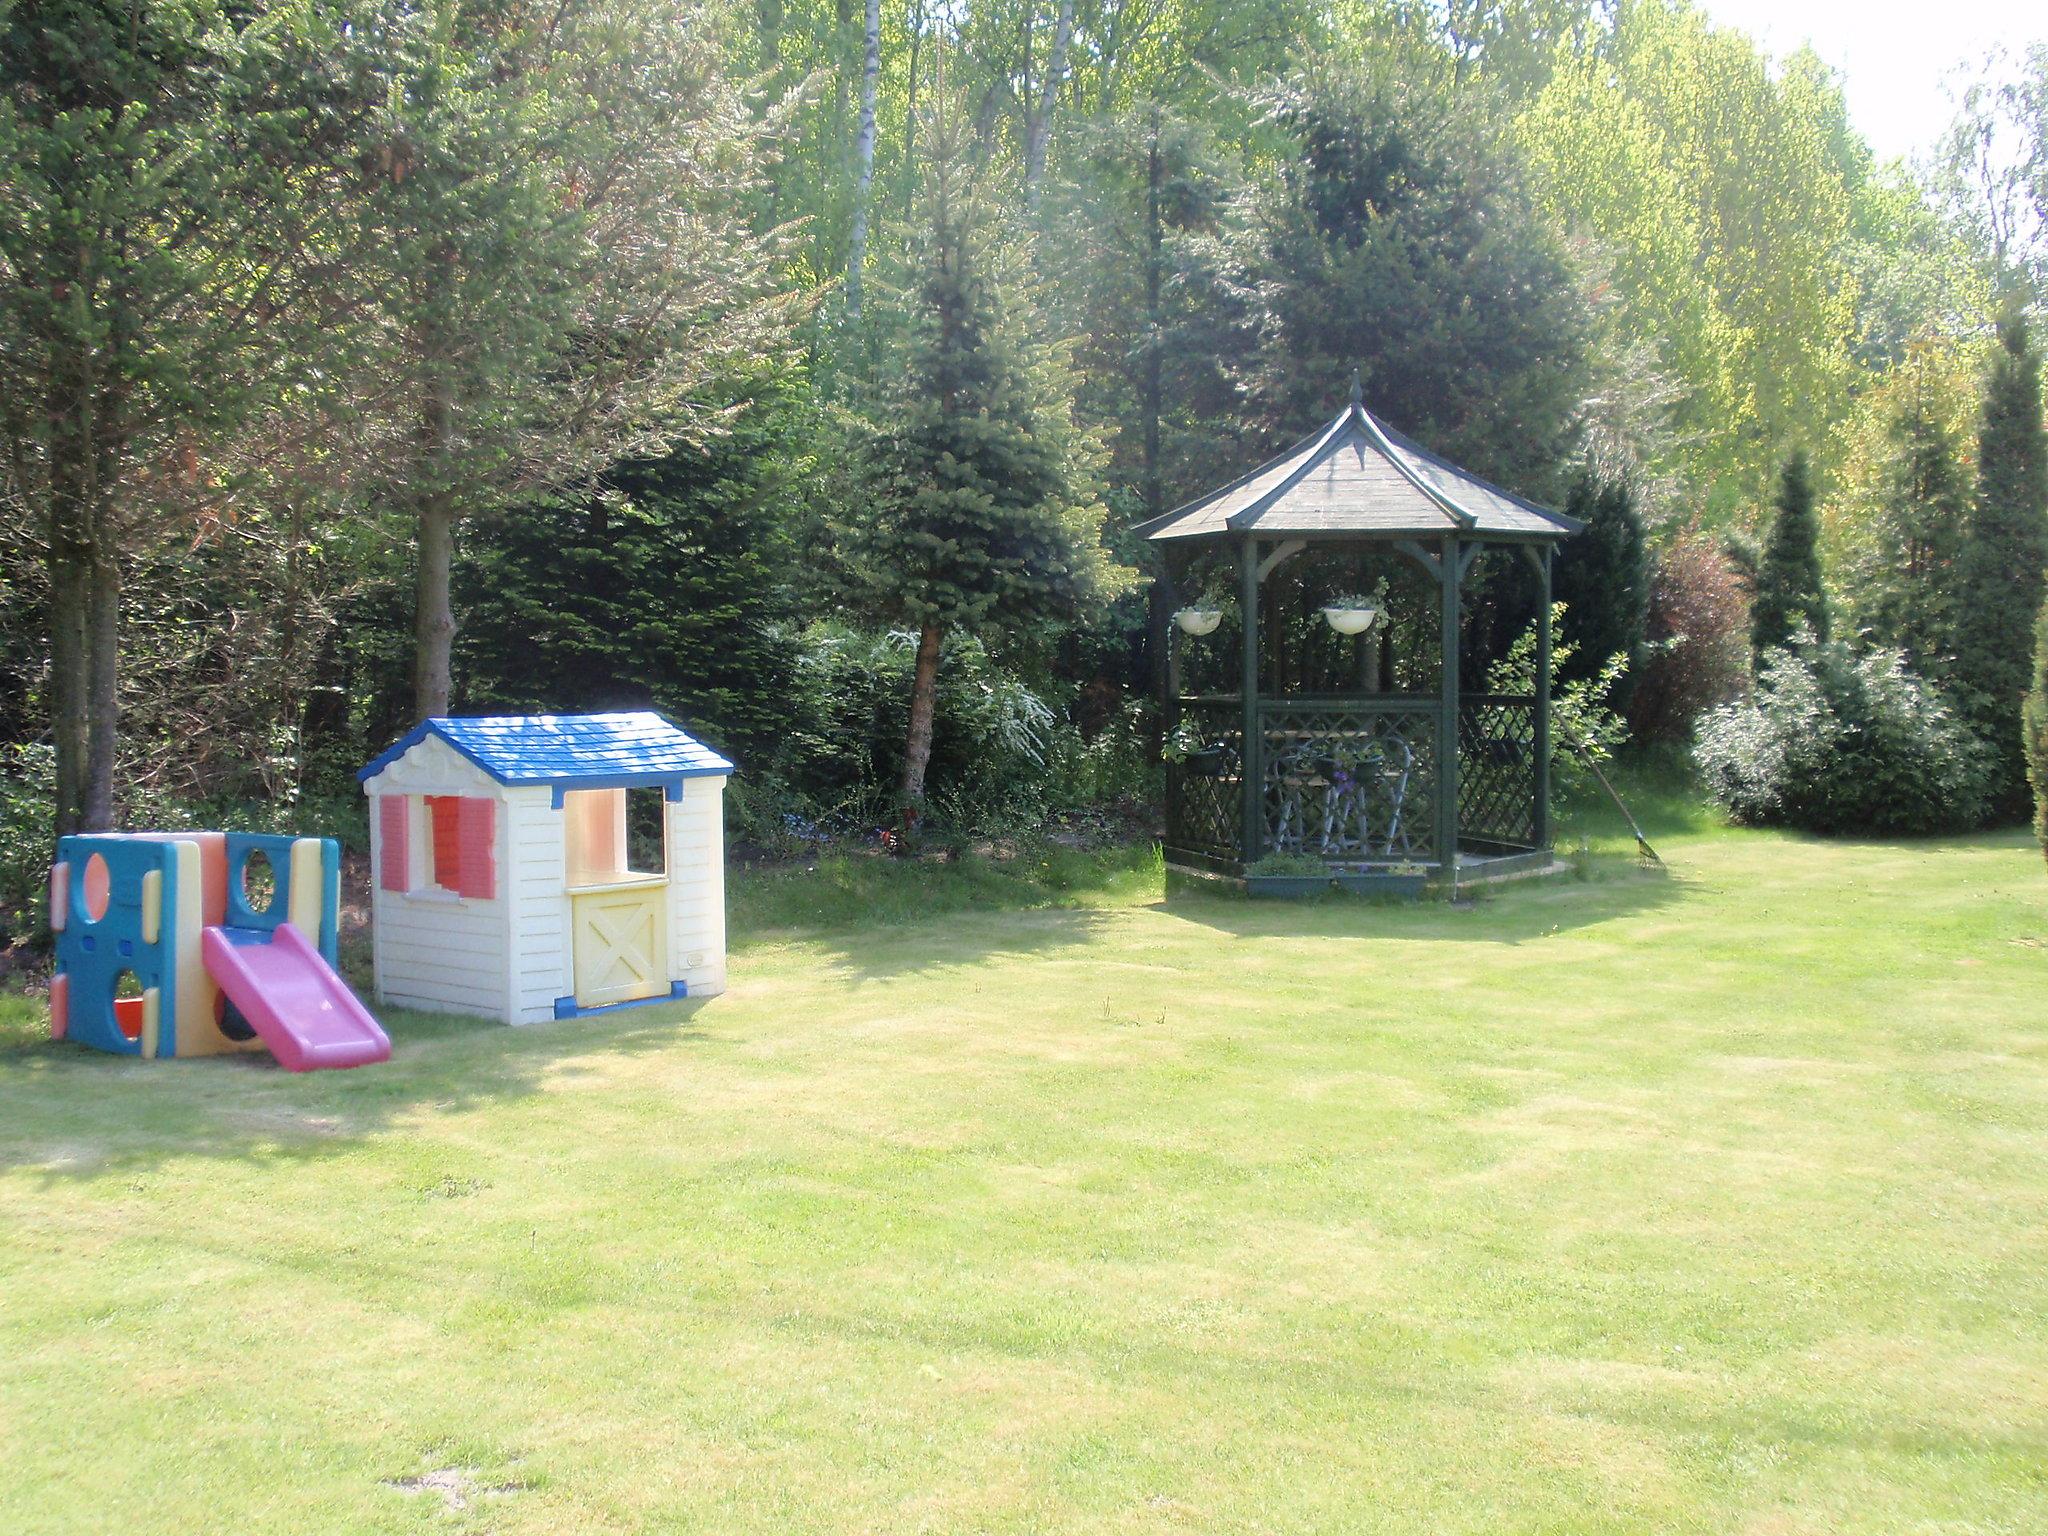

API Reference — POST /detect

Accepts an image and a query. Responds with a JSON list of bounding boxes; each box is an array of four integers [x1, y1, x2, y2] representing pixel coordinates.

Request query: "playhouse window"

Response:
[[564, 786, 666, 886]]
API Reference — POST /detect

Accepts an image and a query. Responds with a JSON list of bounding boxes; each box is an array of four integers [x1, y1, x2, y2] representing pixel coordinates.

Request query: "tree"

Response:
[[845, 0, 881, 317], [1240, 52, 1591, 493], [1552, 474, 1647, 706], [2027, 590, 2048, 863], [836, 92, 1130, 812], [0, 0, 377, 834], [1751, 450, 1829, 658], [1520, 3, 1861, 504], [347, 0, 801, 719], [1855, 373, 1972, 680], [456, 378, 806, 764], [1954, 313, 2048, 809]]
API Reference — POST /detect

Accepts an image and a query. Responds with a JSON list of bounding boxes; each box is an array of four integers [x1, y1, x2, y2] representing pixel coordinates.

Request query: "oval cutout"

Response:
[[241, 848, 277, 915], [80, 852, 112, 923]]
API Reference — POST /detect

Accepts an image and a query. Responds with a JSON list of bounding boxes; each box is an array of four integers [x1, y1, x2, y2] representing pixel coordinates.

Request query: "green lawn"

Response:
[[3, 813, 2046, 1534]]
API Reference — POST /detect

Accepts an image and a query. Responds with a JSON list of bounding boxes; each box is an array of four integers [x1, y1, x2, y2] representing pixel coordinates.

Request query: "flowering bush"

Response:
[[1694, 634, 1991, 835]]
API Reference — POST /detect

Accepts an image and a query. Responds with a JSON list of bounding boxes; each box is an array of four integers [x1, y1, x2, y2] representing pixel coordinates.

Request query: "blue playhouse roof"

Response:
[[358, 712, 734, 789]]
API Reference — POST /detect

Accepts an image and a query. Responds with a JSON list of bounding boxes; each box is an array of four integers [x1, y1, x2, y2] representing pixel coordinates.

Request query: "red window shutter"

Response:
[[378, 795, 409, 892], [427, 796, 463, 889], [455, 797, 496, 900]]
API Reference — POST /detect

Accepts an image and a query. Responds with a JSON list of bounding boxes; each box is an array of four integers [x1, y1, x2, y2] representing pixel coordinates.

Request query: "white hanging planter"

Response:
[[1320, 604, 1381, 636], [1173, 608, 1224, 637]]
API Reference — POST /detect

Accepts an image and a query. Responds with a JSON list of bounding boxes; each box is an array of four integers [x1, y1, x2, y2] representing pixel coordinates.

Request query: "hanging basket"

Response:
[[1173, 607, 1224, 637], [1320, 604, 1381, 636]]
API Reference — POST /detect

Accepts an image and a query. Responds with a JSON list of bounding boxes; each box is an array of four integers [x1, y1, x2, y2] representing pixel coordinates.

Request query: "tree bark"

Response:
[[413, 494, 457, 720], [46, 478, 91, 839], [82, 541, 120, 829], [900, 621, 943, 809], [45, 273, 96, 838], [1023, 0, 1075, 206], [846, 0, 881, 317]]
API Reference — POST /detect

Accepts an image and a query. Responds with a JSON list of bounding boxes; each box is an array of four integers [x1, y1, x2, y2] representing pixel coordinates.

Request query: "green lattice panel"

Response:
[[1259, 705, 1438, 864], [1459, 697, 1537, 848]]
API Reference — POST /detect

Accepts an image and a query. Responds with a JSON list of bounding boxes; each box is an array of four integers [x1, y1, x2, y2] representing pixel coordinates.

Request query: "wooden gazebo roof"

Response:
[[1133, 393, 1580, 543]]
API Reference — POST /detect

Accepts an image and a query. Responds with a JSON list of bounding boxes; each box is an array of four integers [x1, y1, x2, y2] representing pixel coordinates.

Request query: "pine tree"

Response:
[[837, 88, 1130, 814], [1858, 375, 1971, 681], [1239, 53, 1591, 490], [1552, 473, 1648, 707], [1954, 314, 2048, 810], [1751, 449, 1830, 658], [2026, 591, 2048, 864]]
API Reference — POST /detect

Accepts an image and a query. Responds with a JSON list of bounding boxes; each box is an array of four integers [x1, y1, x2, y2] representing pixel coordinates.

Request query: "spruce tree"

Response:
[[838, 91, 1130, 814], [1955, 314, 2048, 810], [2027, 591, 2048, 864], [1553, 473, 1648, 707], [1859, 377, 1971, 681], [1751, 449, 1829, 658]]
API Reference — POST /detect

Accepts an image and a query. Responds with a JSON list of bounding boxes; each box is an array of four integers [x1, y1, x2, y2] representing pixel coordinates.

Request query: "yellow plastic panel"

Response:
[[141, 986, 161, 1060], [287, 838, 324, 936], [141, 870, 162, 945], [572, 885, 668, 1008]]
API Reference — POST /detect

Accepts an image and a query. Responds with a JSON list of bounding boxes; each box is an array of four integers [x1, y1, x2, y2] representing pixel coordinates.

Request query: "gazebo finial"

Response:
[[1347, 368, 1362, 407]]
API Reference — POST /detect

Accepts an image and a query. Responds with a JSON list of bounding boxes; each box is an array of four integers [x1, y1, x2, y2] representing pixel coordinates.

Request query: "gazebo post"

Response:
[[1239, 534, 1262, 870], [1534, 545, 1553, 851], [1437, 534, 1462, 881]]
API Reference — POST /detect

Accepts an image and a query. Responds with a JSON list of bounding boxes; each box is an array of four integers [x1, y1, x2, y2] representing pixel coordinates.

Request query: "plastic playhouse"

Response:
[[49, 831, 389, 1071], [358, 712, 733, 1024]]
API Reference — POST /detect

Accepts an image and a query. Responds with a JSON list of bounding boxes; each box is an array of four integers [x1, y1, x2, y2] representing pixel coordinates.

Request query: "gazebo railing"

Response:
[[1166, 693, 1541, 873], [1458, 693, 1539, 850], [1257, 697, 1441, 865], [1163, 698, 1244, 872]]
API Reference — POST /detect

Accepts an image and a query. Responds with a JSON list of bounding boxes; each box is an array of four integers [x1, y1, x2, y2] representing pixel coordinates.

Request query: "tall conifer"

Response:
[[1955, 315, 2048, 809], [837, 80, 1129, 815], [1751, 450, 1830, 659]]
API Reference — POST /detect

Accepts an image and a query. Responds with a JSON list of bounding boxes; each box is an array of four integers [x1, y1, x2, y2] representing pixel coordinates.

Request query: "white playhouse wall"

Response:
[[666, 775, 728, 999], [366, 733, 514, 1021]]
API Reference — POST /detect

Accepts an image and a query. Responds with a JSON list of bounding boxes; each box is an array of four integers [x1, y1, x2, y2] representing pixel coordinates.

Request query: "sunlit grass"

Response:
[[2, 811, 2044, 1533]]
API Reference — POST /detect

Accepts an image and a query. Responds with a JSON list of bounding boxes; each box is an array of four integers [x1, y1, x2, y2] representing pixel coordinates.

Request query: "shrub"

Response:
[[1629, 528, 1750, 744], [1484, 601, 1629, 799], [0, 742, 54, 947], [1694, 634, 1990, 835]]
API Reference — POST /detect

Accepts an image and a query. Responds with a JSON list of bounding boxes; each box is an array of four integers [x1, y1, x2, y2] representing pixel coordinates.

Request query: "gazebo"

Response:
[[1137, 384, 1581, 894]]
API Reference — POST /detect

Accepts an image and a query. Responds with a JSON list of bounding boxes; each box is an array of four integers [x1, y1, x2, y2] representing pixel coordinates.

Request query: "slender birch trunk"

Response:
[[1023, 0, 1075, 206], [846, 0, 882, 317]]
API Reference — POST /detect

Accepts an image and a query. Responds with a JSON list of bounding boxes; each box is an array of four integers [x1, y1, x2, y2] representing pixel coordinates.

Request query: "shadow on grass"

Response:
[[0, 991, 711, 1182], [1153, 854, 1683, 945]]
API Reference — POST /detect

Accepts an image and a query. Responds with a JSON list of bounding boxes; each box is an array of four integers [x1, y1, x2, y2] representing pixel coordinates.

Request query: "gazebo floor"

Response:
[[1166, 847, 1569, 900]]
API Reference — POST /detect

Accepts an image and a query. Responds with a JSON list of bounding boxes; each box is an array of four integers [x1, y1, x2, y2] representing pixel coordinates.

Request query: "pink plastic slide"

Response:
[[200, 922, 391, 1072]]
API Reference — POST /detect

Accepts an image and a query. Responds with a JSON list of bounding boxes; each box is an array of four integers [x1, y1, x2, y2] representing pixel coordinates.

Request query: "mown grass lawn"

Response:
[[3, 810, 2046, 1534]]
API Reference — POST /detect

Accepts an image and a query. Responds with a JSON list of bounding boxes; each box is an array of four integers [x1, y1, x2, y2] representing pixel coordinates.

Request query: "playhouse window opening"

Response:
[[626, 787, 666, 877], [565, 787, 665, 886]]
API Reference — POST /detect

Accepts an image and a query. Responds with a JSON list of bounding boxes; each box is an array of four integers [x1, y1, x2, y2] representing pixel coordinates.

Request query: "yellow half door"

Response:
[[571, 886, 669, 1008]]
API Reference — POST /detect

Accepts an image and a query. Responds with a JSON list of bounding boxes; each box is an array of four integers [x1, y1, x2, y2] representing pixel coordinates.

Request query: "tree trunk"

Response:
[[413, 494, 457, 720], [1023, 0, 1075, 206], [82, 541, 120, 829], [45, 303, 96, 838], [46, 486, 91, 840], [846, 0, 881, 318], [900, 621, 943, 809]]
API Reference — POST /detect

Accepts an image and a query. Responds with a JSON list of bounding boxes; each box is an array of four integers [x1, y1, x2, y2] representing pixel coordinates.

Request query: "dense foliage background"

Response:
[[5, 0, 2048, 940]]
